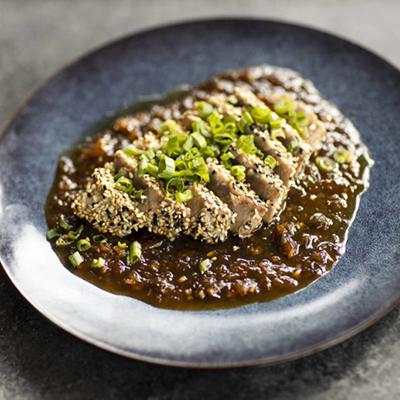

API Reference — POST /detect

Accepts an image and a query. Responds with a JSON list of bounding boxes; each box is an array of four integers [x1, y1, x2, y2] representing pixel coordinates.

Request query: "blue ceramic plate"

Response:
[[0, 19, 399, 368]]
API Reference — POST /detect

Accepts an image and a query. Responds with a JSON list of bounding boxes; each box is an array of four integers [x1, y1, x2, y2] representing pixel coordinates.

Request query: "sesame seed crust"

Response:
[[71, 168, 146, 237]]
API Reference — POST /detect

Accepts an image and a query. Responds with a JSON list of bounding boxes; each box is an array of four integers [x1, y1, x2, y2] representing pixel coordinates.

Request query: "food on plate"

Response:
[[46, 65, 372, 309]]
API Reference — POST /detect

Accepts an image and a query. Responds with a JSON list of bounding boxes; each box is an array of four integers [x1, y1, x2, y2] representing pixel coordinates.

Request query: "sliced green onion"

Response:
[[224, 121, 237, 135], [199, 258, 212, 274], [274, 97, 293, 114], [163, 133, 186, 157], [117, 241, 127, 249], [145, 164, 159, 177], [201, 144, 218, 158], [123, 146, 143, 157], [190, 156, 209, 182], [55, 234, 75, 247], [183, 136, 194, 152], [197, 101, 213, 119], [93, 234, 107, 243], [237, 111, 254, 133], [159, 119, 182, 135], [166, 177, 186, 193], [221, 152, 234, 162], [67, 226, 84, 240], [231, 165, 246, 181], [91, 257, 106, 269], [138, 156, 149, 176], [127, 241, 142, 265], [158, 156, 176, 179], [270, 128, 286, 141], [115, 176, 133, 194], [192, 120, 207, 135], [68, 251, 84, 268], [131, 188, 146, 203], [270, 118, 283, 130], [251, 106, 271, 124], [47, 228, 59, 240], [213, 132, 235, 145], [265, 155, 277, 169], [144, 148, 155, 160], [334, 149, 353, 164], [113, 169, 125, 181], [191, 131, 207, 148], [237, 135, 258, 155], [175, 189, 193, 203], [315, 156, 336, 172], [295, 111, 308, 127], [207, 111, 224, 134], [77, 238, 91, 252], [59, 215, 72, 231]]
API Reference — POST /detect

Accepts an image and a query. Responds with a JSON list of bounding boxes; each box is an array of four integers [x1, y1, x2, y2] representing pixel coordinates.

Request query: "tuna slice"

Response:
[[71, 167, 146, 237], [207, 160, 266, 237], [186, 182, 235, 243], [233, 148, 285, 223]]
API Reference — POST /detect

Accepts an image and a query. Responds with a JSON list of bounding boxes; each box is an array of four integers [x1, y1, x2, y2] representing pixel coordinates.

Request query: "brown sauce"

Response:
[[45, 68, 372, 310]]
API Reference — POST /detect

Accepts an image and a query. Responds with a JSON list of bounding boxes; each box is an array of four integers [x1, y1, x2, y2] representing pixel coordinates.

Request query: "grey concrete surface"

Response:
[[0, 1, 399, 399]]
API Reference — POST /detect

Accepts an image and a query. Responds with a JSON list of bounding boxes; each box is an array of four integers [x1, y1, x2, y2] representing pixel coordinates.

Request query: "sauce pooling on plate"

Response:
[[45, 65, 372, 310]]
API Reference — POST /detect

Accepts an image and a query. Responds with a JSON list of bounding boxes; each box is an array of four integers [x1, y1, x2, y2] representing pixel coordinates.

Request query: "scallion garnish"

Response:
[[67, 226, 84, 240], [117, 241, 127, 249], [163, 133, 187, 157], [191, 131, 207, 148], [315, 156, 336, 172], [213, 132, 236, 145], [123, 146, 143, 157], [158, 155, 176, 179], [166, 177, 185, 193], [93, 234, 107, 243], [237, 135, 258, 155], [59, 215, 72, 231], [91, 257, 106, 269], [192, 120, 207, 135], [197, 101, 213, 119], [269, 118, 283, 130], [131, 188, 146, 203], [55, 234, 75, 247], [334, 149, 352, 164], [77, 238, 91, 252], [230, 165, 246, 181], [47, 228, 59, 240], [265, 155, 277, 169], [159, 120, 182, 135], [237, 111, 254, 133], [251, 106, 271, 124], [207, 111, 224, 134], [183, 136, 194, 152], [175, 189, 193, 203], [127, 241, 142, 265], [115, 176, 133, 194], [199, 258, 212, 274], [68, 251, 84, 268], [190, 156, 209, 182], [224, 120, 238, 135]]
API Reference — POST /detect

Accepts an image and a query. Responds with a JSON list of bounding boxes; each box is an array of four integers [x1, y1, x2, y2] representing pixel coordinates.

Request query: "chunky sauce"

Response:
[[45, 67, 371, 310]]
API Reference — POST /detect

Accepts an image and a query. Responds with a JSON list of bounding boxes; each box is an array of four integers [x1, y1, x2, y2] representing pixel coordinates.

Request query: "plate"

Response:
[[0, 19, 399, 368]]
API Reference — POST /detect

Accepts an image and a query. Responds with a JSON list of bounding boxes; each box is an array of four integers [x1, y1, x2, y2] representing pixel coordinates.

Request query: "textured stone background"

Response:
[[1, 1, 399, 399]]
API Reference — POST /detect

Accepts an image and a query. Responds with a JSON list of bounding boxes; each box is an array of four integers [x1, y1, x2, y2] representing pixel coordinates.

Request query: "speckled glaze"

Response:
[[0, 19, 399, 368]]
